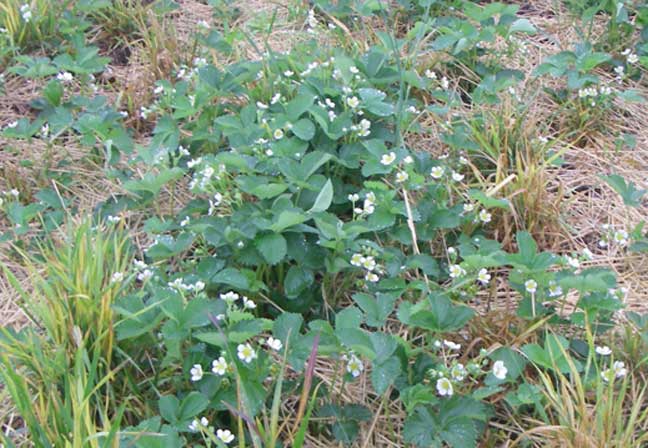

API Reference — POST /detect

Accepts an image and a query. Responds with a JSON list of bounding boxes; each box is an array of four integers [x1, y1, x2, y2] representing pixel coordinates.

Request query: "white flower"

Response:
[[189, 416, 209, 431], [548, 281, 563, 297], [524, 279, 538, 294], [451, 363, 467, 381], [478, 209, 492, 223], [216, 429, 235, 444], [256, 101, 268, 110], [348, 193, 360, 202], [365, 272, 379, 282], [463, 203, 475, 212], [111, 272, 124, 283], [349, 66, 359, 74], [430, 166, 445, 179], [180, 216, 190, 227], [20, 4, 32, 22], [137, 269, 153, 282], [565, 256, 580, 269], [197, 20, 210, 29], [193, 281, 205, 292], [448, 264, 465, 279], [242, 296, 256, 309], [271, 93, 282, 105], [187, 157, 202, 169], [266, 337, 283, 351], [582, 248, 594, 260], [443, 340, 461, 351], [477, 268, 491, 285], [346, 96, 360, 108], [613, 360, 627, 378], [283, 70, 294, 77], [627, 53, 639, 64], [237, 343, 257, 363], [436, 377, 453, 396], [595, 346, 612, 356], [451, 171, 465, 182], [220, 291, 240, 303], [362, 256, 376, 271], [492, 360, 508, 380], [424, 69, 437, 79], [56, 71, 73, 83], [363, 200, 375, 215], [404, 155, 414, 164], [212, 357, 228, 375], [395, 171, 409, 183], [613, 230, 628, 246], [381, 152, 396, 166], [346, 355, 363, 377], [358, 118, 371, 137], [350, 253, 364, 266], [190, 364, 204, 381], [273, 129, 284, 140]]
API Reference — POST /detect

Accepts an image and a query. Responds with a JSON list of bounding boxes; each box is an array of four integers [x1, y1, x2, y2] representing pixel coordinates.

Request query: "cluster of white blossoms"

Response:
[[133, 258, 153, 282], [430, 343, 508, 397], [56, 71, 74, 83], [600, 360, 628, 382], [599, 224, 629, 248], [20, 3, 32, 22], [621, 48, 639, 65], [167, 277, 205, 293], [188, 161, 226, 192], [187, 416, 235, 444], [219, 290, 256, 310], [423, 69, 450, 90], [350, 251, 382, 283], [350, 191, 377, 217], [577, 84, 613, 106], [110, 272, 125, 284]]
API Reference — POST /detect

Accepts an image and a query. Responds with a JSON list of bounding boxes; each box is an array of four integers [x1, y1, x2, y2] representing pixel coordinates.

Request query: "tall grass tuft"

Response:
[[0, 219, 132, 447]]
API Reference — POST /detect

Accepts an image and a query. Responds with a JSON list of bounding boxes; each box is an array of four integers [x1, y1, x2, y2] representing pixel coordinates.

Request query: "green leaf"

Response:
[[123, 167, 184, 196], [352, 292, 398, 327], [255, 233, 287, 265], [270, 211, 308, 232], [178, 392, 209, 421], [308, 179, 333, 213], [159, 396, 179, 424], [286, 93, 314, 121], [600, 174, 646, 207], [273, 312, 303, 348], [371, 357, 401, 395], [509, 19, 537, 34], [291, 118, 316, 140], [405, 294, 474, 332], [212, 268, 250, 290], [284, 266, 313, 298], [336, 307, 363, 329]]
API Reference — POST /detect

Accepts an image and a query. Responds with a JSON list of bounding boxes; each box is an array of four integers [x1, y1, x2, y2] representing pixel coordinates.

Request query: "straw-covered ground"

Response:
[[1, 0, 647, 446]]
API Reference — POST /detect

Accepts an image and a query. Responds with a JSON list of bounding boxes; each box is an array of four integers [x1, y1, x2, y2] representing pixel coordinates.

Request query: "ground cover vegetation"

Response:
[[1, 0, 648, 446]]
